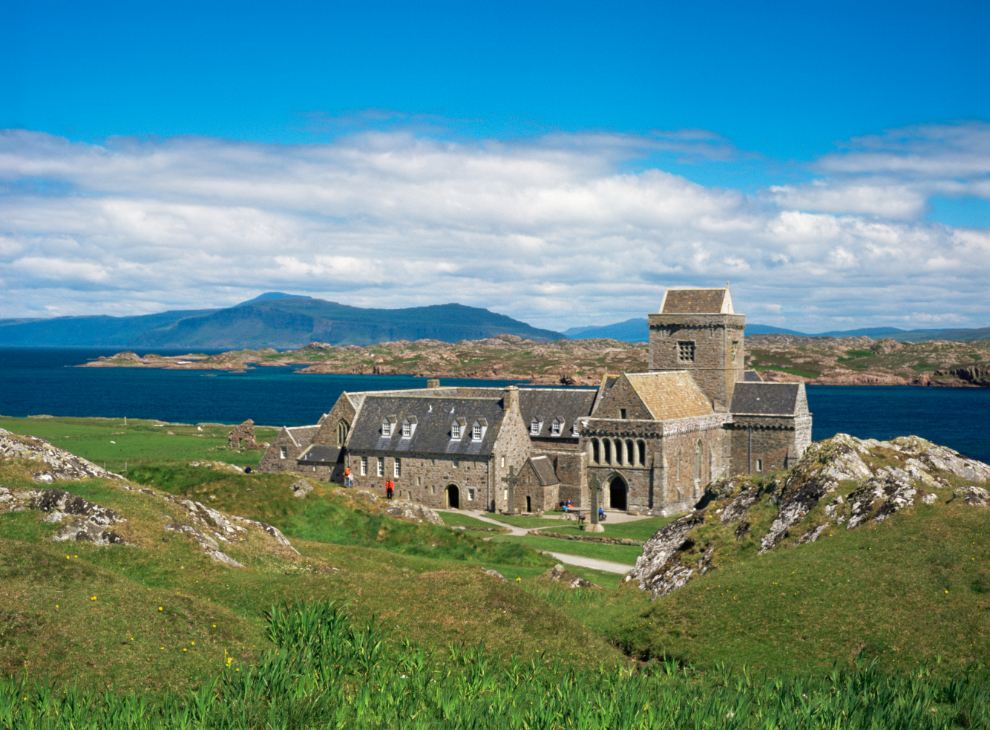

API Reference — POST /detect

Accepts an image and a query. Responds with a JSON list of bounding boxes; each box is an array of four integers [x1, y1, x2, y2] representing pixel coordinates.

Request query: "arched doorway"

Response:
[[445, 484, 460, 509], [608, 476, 627, 511], [525, 495, 532, 513]]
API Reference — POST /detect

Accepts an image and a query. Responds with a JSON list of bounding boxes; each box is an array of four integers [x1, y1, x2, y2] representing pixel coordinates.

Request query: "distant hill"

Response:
[[564, 319, 806, 343], [815, 326, 990, 342], [0, 294, 564, 348]]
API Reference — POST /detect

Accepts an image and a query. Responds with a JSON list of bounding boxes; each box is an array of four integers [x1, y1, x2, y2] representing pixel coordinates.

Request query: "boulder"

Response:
[[541, 564, 600, 589], [290, 479, 314, 498]]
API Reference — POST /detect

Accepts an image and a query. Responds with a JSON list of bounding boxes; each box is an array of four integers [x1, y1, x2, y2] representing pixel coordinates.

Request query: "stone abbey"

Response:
[[259, 287, 812, 515]]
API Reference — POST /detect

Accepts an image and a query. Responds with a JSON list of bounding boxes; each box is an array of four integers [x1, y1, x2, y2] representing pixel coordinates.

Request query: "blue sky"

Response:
[[1, 0, 988, 332]]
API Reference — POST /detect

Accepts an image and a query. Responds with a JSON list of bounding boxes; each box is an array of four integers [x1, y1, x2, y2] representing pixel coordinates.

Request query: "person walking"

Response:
[[344, 467, 353, 487], [385, 479, 394, 500]]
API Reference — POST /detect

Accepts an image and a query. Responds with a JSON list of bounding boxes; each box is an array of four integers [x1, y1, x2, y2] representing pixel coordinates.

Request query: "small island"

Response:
[[81, 332, 990, 387]]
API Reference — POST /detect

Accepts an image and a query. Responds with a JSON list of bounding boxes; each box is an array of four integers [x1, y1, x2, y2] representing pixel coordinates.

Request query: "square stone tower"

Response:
[[647, 287, 746, 411]]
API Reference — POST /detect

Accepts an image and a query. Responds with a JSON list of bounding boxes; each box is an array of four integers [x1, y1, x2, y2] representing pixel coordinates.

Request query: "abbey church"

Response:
[[259, 287, 812, 516]]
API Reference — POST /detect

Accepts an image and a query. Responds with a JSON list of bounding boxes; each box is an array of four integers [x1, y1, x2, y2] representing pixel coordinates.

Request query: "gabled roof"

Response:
[[527, 455, 560, 486], [298, 445, 342, 464], [660, 288, 733, 314], [346, 395, 507, 456], [730, 382, 808, 416], [284, 425, 320, 448], [519, 389, 597, 438], [743, 370, 764, 382], [624, 372, 713, 420]]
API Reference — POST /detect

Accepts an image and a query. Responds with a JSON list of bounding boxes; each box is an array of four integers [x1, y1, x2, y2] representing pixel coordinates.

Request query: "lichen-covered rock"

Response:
[[0, 486, 128, 546], [163, 496, 299, 565], [290, 479, 314, 499], [350, 489, 445, 525], [541, 564, 599, 589], [484, 569, 508, 582], [188, 460, 245, 474], [0, 427, 124, 482], [630, 433, 990, 600], [54, 519, 126, 545], [953, 486, 989, 507]]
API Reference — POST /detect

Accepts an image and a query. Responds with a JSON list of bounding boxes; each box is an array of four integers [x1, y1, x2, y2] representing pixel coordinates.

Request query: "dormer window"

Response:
[[382, 415, 397, 437], [530, 418, 543, 436], [471, 418, 487, 441], [401, 416, 418, 438], [551, 417, 564, 436], [451, 417, 466, 439]]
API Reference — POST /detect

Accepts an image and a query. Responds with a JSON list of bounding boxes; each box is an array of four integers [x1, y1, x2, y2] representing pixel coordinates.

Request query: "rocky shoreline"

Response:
[[79, 333, 990, 388]]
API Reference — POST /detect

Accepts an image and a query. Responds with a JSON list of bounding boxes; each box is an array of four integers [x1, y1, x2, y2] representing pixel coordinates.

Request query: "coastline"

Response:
[[77, 333, 990, 388]]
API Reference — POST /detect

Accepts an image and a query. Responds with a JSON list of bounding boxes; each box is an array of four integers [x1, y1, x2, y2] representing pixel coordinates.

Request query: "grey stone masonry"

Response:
[[648, 312, 746, 410]]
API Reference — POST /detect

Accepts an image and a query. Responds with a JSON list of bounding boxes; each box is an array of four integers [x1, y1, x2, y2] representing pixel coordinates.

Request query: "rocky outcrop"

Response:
[[350, 489, 445, 525], [163, 496, 299, 566], [932, 364, 990, 387], [540, 564, 600, 589], [227, 420, 258, 449], [0, 427, 124, 482], [290, 479, 314, 498], [0, 487, 129, 545], [628, 434, 990, 599]]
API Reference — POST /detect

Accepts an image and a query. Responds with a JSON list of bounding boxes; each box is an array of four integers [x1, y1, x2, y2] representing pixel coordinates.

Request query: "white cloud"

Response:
[[0, 124, 987, 331]]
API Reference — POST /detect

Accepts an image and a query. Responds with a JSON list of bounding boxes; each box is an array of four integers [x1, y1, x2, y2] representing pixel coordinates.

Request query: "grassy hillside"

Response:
[[4, 417, 990, 727]]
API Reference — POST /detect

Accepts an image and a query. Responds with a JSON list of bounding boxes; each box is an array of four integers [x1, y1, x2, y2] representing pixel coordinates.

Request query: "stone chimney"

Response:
[[427, 378, 440, 389], [503, 385, 520, 412]]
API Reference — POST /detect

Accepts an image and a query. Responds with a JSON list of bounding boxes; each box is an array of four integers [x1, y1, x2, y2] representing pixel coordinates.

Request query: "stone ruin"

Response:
[[228, 419, 258, 450]]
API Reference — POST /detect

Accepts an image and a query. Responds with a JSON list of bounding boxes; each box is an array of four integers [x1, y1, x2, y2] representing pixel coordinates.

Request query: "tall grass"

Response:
[[2, 600, 987, 729]]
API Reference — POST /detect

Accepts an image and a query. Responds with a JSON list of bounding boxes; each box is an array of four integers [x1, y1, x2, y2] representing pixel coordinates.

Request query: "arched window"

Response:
[[591, 439, 600, 464], [336, 420, 349, 446], [638, 440, 646, 466], [694, 439, 703, 480], [626, 439, 635, 465], [603, 439, 612, 464], [615, 439, 623, 466]]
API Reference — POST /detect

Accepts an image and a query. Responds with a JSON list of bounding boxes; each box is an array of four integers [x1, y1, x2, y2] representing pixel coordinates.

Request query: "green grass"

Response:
[[547, 514, 682, 541], [3, 599, 988, 729], [437, 512, 510, 532], [490, 534, 643, 566], [124, 463, 551, 568], [610, 503, 990, 676], [485, 513, 564, 529], [0, 415, 274, 469]]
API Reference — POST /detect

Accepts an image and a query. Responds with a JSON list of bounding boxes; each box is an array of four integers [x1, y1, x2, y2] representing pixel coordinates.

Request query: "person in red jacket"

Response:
[[385, 479, 394, 500]]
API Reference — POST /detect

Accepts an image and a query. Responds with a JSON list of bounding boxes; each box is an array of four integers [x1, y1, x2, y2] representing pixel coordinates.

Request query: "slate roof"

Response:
[[346, 395, 507, 456], [527, 455, 560, 486], [519, 388, 597, 438], [285, 425, 320, 448], [743, 370, 764, 382], [625, 372, 713, 420], [660, 288, 732, 314], [298, 445, 342, 464], [730, 382, 804, 415]]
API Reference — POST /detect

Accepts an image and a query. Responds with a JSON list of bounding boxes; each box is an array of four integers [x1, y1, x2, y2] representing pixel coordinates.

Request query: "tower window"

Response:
[[678, 341, 696, 363], [619, 408, 627, 420]]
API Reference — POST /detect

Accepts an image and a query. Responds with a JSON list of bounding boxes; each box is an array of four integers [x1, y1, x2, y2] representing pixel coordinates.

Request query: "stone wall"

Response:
[[313, 395, 357, 448], [258, 427, 311, 475], [647, 313, 746, 409], [491, 387, 531, 512], [345, 451, 491, 509], [728, 416, 799, 475], [515, 461, 560, 513]]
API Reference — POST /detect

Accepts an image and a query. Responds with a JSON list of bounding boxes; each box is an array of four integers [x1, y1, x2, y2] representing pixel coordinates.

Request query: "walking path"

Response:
[[436, 509, 639, 574]]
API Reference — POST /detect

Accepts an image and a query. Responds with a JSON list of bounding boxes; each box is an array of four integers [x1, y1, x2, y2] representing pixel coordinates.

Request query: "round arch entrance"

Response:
[[608, 475, 628, 511], [445, 484, 460, 509]]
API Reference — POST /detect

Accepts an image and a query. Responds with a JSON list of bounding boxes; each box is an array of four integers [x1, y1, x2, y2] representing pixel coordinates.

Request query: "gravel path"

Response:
[[437, 509, 639, 574]]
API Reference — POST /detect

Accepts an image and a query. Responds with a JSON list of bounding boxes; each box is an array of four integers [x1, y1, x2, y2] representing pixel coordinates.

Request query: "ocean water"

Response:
[[1, 348, 988, 464]]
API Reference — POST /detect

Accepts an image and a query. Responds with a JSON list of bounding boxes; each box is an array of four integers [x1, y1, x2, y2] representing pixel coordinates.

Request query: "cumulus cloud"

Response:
[[0, 123, 987, 332], [769, 123, 990, 221]]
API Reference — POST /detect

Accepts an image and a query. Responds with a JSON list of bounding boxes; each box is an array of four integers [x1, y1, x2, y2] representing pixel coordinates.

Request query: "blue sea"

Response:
[[1, 348, 988, 464]]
